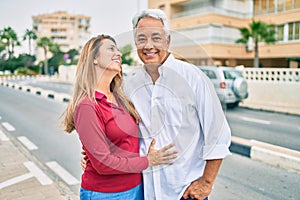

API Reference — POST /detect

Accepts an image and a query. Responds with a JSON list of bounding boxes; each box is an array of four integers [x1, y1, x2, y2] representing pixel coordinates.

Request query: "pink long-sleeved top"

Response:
[[74, 91, 148, 192]]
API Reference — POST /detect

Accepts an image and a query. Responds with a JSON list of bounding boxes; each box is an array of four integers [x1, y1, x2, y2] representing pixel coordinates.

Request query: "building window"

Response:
[[277, 25, 284, 41], [288, 22, 300, 41], [295, 22, 300, 40], [277, 0, 285, 12], [254, 0, 300, 15], [296, 0, 300, 8]]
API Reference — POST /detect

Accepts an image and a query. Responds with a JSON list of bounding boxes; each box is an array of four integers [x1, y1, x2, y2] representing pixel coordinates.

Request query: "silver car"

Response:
[[198, 66, 248, 108]]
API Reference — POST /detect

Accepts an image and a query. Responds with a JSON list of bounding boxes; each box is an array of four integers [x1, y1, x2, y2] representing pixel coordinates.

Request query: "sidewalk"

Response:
[[0, 128, 79, 200]]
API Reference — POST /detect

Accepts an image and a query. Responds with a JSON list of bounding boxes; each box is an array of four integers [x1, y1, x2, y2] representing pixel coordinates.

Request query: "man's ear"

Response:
[[167, 35, 171, 46]]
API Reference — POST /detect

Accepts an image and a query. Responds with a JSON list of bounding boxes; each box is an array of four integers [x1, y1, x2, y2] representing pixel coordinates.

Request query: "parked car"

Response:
[[197, 66, 248, 108]]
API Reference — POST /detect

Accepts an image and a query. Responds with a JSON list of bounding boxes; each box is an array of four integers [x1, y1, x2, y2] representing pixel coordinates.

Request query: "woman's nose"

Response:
[[116, 50, 122, 57]]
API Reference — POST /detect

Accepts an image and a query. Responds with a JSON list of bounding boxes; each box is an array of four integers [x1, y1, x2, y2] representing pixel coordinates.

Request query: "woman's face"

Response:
[[95, 39, 122, 73]]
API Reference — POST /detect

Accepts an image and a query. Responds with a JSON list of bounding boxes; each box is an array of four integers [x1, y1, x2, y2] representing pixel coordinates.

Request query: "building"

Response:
[[32, 11, 91, 61], [148, 0, 300, 68]]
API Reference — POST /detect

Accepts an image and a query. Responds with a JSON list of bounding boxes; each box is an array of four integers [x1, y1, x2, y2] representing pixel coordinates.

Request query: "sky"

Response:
[[0, 0, 148, 53]]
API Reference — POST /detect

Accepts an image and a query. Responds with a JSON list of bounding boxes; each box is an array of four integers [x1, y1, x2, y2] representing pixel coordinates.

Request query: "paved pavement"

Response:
[[0, 127, 79, 200], [0, 75, 300, 199]]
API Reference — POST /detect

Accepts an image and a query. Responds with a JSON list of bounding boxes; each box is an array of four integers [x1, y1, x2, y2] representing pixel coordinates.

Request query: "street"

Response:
[[0, 82, 300, 199]]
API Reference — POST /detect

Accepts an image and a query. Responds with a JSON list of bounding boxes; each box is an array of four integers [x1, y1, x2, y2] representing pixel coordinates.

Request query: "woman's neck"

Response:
[[95, 70, 114, 95]]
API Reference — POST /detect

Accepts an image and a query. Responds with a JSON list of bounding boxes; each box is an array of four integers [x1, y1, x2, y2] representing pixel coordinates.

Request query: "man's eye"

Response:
[[138, 38, 146, 42], [153, 37, 161, 41]]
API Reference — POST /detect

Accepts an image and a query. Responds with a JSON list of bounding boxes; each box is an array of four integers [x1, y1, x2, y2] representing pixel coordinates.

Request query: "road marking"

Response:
[[46, 161, 79, 185], [0, 162, 52, 189], [17, 136, 38, 150], [241, 117, 271, 125], [0, 172, 33, 189], [0, 129, 9, 141], [24, 161, 53, 185], [1, 122, 16, 131]]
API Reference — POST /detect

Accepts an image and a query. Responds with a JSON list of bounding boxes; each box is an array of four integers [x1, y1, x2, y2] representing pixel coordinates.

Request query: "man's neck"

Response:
[[144, 53, 170, 84], [145, 64, 160, 84]]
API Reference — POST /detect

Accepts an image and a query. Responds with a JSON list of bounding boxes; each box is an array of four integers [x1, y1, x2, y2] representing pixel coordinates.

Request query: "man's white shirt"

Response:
[[124, 54, 231, 200]]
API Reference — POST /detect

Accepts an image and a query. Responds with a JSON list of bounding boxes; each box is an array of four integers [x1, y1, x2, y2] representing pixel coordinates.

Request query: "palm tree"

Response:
[[0, 27, 20, 59], [236, 20, 276, 68], [23, 29, 37, 55], [37, 37, 53, 75], [0, 40, 6, 57]]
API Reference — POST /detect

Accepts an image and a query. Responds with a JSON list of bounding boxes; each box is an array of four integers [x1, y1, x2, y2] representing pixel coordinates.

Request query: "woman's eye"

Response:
[[153, 37, 161, 41]]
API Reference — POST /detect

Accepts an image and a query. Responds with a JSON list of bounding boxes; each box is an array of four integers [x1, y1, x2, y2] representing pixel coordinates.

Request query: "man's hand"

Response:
[[81, 150, 88, 171], [182, 159, 223, 200], [182, 178, 212, 200]]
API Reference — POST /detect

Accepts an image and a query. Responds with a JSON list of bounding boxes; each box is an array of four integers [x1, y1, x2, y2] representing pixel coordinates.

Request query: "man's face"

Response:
[[134, 17, 170, 66]]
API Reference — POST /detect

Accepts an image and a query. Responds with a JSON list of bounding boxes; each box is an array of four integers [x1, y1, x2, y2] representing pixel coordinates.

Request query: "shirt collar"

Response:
[[158, 53, 174, 77], [95, 90, 123, 110], [95, 90, 105, 100]]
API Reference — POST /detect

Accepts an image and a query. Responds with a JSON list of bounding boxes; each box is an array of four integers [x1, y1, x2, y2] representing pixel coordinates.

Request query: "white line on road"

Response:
[[0, 162, 52, 189], [1, 122, 16, 131], [17, 136, 38, 150], [241, 116, 271, 125], [46, 161, 79, 185], [0, 129, 9, 141], [0, 172, 33, 189], [24, 161, 53, 185]]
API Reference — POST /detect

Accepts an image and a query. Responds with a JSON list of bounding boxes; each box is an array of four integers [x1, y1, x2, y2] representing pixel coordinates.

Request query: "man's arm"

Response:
[[182, 159, 223, 200]]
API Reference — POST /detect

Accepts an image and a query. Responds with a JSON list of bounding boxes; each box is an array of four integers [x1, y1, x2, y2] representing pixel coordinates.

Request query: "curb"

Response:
[[230, 136, 300, 174], [0, 80, 71, 103]]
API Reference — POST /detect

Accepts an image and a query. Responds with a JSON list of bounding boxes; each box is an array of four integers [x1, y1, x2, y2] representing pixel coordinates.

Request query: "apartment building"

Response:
[[32, 11, 90, 61], [148, 0, 300, 68]]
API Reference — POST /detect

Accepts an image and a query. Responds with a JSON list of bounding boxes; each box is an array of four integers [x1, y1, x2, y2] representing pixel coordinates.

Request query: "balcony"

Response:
[[172, 6, 252, 19]]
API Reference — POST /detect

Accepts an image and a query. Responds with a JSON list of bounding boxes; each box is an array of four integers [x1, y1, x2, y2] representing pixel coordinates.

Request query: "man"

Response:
[[124, 9, 231, 200]]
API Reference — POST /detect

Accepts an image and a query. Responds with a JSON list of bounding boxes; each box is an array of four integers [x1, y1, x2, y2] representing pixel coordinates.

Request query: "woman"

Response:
[[63, 34, 177, 200]]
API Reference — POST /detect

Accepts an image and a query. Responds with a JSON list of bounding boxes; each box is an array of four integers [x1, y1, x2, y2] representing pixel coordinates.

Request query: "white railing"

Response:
[[243, 68, 300, 83], [240, 68, 300, 115]]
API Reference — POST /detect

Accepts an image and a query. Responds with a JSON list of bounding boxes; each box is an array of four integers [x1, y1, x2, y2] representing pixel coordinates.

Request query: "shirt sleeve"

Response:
[[195, 72, 232, 160], [74, 102, 148, 175]]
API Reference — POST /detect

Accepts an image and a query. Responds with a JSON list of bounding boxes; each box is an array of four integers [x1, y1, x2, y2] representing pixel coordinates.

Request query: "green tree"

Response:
[[23, 29, 37, 55], [37, 37, 53, 75], [0, 27, 20, 59], [67, 48, 79, 65], [236, 20, 276, 68], [120, 44, 134, 66], [0, 40, 6, 58]]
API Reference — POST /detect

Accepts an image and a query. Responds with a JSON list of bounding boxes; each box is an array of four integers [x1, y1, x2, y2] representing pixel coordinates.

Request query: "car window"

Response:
[[223, 70, 243, 80], [201, 69, 217, 79]]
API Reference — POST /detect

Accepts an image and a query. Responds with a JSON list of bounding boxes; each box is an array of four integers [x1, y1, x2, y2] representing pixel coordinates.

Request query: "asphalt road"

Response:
[[1, 83, 300, 199], [8, 78, 300, 151]]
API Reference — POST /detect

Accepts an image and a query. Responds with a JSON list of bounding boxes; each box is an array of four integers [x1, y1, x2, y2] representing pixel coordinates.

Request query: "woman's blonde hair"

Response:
[[63, 34, 140, 133]]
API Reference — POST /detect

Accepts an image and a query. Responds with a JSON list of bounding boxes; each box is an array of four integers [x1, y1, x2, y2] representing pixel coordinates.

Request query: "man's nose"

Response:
[[145, 38, 154, 49]]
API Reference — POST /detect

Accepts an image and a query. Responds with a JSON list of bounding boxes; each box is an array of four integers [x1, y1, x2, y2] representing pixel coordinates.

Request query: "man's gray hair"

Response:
[[132, 9, 170, 37]]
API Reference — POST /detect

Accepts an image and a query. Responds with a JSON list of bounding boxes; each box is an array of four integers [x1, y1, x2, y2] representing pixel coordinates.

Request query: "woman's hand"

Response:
[[147, 139, 178, 167], [81, 150, 88, 171]]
